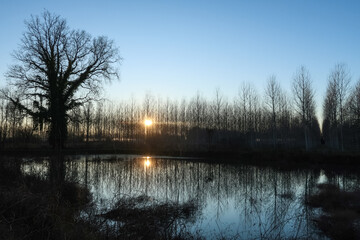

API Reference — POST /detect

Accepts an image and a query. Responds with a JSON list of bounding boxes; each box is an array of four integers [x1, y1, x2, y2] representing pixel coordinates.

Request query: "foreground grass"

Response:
[[306, 183, 360, 240]]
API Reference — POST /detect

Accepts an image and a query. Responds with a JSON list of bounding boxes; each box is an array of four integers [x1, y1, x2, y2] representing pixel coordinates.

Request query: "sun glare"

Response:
[[145, 119, 153, 126]]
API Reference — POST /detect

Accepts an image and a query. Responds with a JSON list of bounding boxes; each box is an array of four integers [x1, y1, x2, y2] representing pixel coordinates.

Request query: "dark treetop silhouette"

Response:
[[3, 11, 120, 149]]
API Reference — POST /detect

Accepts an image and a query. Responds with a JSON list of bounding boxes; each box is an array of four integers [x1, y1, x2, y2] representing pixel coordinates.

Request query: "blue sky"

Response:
[[1, 0, 360, 121]]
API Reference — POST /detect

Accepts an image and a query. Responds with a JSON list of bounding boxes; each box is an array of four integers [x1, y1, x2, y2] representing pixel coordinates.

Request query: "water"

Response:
[[21, 154, 360, 239]]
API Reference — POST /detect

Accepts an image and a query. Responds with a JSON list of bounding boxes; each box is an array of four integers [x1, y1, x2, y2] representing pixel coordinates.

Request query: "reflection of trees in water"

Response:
[[65, 158, 298, 238], [22, 156, 360, 239]]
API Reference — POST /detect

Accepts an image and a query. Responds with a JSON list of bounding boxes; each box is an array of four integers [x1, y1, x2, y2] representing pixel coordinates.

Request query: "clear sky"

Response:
[[1, 0, 360, 121]]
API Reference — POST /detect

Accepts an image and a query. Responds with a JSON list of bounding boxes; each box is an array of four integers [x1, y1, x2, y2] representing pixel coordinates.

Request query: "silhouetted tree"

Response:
[[0, 98, 9, 148], [292, 66, 316, 150], [212, 88, 224, 131], [346, 79, 360, 149], [3, 11, 120, 149], [83, 102, 93, 143], [265, 75, 281, 147], [323, 64, 351, 151], [237, 83, 259, 146]]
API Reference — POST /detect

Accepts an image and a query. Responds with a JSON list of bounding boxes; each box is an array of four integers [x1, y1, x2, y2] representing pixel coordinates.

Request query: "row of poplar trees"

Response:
[[2, 63, 360, 151]]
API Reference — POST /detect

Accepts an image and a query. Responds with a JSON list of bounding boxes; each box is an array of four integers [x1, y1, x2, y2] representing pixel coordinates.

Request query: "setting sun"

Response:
[[144, 158, 151, 167], [144, 119, 152, 126]]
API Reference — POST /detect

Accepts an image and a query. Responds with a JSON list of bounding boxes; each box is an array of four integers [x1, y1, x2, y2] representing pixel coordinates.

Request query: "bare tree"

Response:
[[347, 78, 360, 149], [265, 75, 281, 147], [83, 101, 93, 143], [212, 88, 224, 131], [0, 98, 9, 148], [3, 11, 120, 149], [348, 79, 360, 123], [278, 92, 292, 146], [323, 64, 351, 151], [292, 66, 316, 150], [239, 83, 250, 133], [238, 82, 259, 146]]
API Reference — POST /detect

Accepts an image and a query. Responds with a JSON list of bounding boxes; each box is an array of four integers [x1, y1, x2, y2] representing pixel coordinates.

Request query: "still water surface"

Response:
[[21, 154, 360, 239]]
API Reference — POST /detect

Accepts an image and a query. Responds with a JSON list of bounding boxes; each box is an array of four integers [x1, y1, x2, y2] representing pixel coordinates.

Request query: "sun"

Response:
[[144, 119, 153, 126]]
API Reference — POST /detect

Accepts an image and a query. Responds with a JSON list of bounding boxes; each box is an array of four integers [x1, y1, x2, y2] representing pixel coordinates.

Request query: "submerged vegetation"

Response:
[[0, 157, 201, 239], [101, 195, 199, 239], [3, 153, 360, 239], [0, 158, 98, 240], [306, 183, 360, 240]]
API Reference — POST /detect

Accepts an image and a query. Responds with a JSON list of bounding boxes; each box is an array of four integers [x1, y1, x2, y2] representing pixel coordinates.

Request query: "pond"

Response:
[[21, 154, 360, 239]]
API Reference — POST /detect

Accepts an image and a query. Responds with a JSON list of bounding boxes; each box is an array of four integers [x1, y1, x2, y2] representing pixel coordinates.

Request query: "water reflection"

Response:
[[144, 156, 151, 167], [21, 155, 360, 239]]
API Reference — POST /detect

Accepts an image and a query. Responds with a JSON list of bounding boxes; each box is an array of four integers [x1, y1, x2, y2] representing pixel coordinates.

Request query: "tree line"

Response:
[[2, 63, 360, 152]]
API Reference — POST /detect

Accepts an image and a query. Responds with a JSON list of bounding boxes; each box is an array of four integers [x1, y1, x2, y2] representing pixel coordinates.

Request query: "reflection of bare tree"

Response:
[[49, 154, 65, 192]]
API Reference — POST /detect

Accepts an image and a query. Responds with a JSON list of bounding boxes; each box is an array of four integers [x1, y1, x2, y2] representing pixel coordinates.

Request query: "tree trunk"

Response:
[[304, 125, 309, 151], [49, 101, 67, 149]]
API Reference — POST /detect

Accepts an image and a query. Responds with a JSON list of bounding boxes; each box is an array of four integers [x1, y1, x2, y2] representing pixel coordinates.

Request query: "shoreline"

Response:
[[1, 145, 360, 171]]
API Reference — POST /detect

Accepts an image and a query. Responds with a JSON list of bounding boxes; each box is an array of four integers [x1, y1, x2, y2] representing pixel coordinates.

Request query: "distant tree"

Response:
[[323, 64, 351, 151], [188, 92, 206, 146], [238, 83, 250, 133], [265, 75, 281, 147], [0, 98, 9, 148], [292, 66, 316, 150], [348, 79, 360, 123], [237, 83, 259, 146], [143, 92, 154, 120], [3, 11, 120, 149], [83, 102, 93, 143], [278, 92, 292, 145], [212, 88, 224, 131], [323, 79, 338, 148], [178, 99, 187, 140], [347, 79, 360, 149]]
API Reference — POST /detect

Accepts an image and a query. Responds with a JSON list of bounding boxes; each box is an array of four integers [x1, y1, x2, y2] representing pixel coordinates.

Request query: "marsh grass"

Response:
[[306, 183, 360, 240]]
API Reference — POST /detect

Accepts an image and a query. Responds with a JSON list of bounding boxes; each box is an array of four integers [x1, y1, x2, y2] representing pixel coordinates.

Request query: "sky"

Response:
[[1, 0, 360, 121]]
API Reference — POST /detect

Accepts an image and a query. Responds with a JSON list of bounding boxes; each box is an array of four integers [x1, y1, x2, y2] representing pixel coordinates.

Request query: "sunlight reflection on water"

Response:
[[144, 156, 151, 167]]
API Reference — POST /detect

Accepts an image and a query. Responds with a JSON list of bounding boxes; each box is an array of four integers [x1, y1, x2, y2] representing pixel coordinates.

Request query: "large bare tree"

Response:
[[3, 11, 120, 148]]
